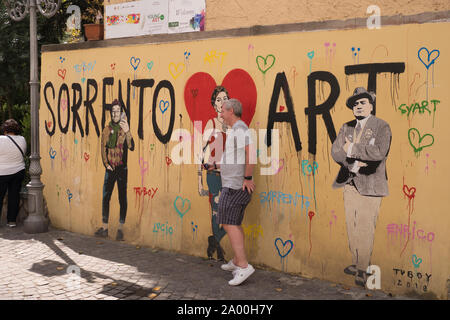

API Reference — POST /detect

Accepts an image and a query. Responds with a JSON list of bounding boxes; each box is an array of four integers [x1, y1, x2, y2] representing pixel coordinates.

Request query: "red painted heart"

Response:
[[47, 121, 52, 128], [84, 152, 90, 162], [165, 156, 172, 166], [402, 185, 416, 200], [308, 211, 315, 220], [280, 105, 285, 112], [58, 69, 66, 80], [184, 69, 257, 133]]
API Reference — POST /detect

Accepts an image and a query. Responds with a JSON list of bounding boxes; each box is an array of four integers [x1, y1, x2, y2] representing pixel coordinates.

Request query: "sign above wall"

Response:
[[105, 0, 205, 39]]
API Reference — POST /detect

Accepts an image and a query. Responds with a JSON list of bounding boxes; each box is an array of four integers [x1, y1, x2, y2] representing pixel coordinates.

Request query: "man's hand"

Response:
[[119, 114, 129, 133], [106, 165, 113, 171], [343, 137, 351, 154], [242, 179, 255, 194]]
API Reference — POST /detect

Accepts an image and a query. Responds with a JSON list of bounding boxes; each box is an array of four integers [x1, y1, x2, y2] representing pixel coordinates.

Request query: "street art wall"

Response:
[[40, 21, 449, 298]]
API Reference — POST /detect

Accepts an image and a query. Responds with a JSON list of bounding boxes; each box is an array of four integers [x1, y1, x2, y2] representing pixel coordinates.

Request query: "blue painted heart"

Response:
[[159, 100, 170, 114], [174, 196, 191, 218], [274, 238, 294, 258], [130, 56, 141, 71], [81, 77, 86, 83], [49, 147, 57, 159], [418, 47, 440, 70], [412, 254, 422, 268], [147, 61, 154, 71], [307, 51, 315, 59]]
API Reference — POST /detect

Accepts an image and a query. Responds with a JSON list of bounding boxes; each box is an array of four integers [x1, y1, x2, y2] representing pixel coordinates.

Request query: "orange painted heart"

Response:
[[58, 69, 66, 80], [402, 184, 416, 200]]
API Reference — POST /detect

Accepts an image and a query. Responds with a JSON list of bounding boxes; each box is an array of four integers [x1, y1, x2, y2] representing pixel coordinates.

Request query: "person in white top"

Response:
[[0, 119, 27, 227]]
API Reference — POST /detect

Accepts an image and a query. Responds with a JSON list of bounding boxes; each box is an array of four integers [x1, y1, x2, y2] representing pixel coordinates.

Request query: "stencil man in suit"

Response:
[[331, 87, 392, 287]]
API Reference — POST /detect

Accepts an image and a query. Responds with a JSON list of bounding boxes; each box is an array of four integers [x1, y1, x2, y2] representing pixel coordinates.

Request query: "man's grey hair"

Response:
[[223, 98, 242, 118]]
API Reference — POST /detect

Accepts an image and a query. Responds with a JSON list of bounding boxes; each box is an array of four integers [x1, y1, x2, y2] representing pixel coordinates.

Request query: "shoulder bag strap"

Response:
[[5, 135, 25, 158]]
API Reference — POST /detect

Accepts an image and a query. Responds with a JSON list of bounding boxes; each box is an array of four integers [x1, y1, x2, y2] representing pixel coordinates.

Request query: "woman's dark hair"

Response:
[[210, 86, 229, 108], [1, 119, 22, 135]]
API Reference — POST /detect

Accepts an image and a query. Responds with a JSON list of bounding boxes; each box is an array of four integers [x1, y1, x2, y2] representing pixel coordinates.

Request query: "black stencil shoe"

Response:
[[207, 235, 217, 259], [355, 270, 368, 288], [95, 227, 108, 238], [116, 229, 124, 241], [344, 265, 357, 275], [216, 243, 226, 262]]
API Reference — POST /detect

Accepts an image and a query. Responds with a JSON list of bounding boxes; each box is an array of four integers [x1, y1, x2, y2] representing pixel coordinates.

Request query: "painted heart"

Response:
[[159, 100, 170, 114], [184, 69, 257, 133], [58, 69, 66, 80], [139, 157, 149, 174], [274, 238, 293, 258], [110, 63, 116, 70], [256, 54, 276, 74], [60, 146, 69, 161], [408, 128, 434, 153], [417, 47, 440, 70], [81, 77, 86, 83], [84, 152, 90, 162], [174, 196, 191, 218], [279, 105, 285, 112], [308, 211, 315, 220], [169, 62, 185, 80], [271, 158, 285, 174], [402, 184, 416, 200], [61, 98, 67, 111], [74, 138, 78, 145], [324, 42, 330, 47], [147, 61, 154, 71], [49, 147, 57, 159], [165, 156, 172, 166], [190, 89, 198, 98], [307, 51, 315, 59], [130, 56, 141, 70], [47, 121, 52, 129], [412, 254, 422, 268]]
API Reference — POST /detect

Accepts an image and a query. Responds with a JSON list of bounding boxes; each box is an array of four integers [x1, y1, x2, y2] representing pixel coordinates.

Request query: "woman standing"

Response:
[[197, 86, 229, 260], [0, 119, 27, 227]]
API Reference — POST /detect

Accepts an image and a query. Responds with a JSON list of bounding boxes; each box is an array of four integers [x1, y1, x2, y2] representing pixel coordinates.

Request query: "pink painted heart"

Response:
[[271, 158, 285, 174], [60, 146, 69, 161]]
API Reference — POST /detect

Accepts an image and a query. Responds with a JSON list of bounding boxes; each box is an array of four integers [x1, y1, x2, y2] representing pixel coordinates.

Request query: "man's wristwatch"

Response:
[[244, 176, 252, 180]]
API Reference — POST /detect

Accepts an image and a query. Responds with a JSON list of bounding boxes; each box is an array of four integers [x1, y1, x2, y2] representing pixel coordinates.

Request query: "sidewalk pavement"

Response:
[[0, 224, 417, 300]]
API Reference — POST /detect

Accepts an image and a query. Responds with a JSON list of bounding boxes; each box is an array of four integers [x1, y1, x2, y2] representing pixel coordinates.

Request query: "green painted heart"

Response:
[[256, 54, 276, 74], [408, 128, 434, 153]]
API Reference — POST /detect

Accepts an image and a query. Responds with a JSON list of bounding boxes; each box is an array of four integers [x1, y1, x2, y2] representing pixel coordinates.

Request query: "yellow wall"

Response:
[[40, 21, 449, 299], [108, 0, 450, 31]]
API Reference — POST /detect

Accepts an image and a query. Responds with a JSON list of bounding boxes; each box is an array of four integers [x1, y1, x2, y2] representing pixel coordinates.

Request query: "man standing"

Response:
[[95, 99, 135, 241], [208, 98, 256, 286], [331, 87, 392, 287]]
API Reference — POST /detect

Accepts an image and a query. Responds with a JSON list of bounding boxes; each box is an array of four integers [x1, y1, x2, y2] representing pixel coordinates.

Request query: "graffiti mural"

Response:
[[40, 21, 448, 298]]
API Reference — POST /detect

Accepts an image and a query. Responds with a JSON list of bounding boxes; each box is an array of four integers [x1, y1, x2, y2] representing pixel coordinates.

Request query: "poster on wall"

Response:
[[105, 0, 169, 39], [168, 0, 205, 33]]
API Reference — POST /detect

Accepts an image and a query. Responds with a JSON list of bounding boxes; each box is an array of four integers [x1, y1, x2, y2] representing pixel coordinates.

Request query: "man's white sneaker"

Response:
[[228, 264, 255, 286], [221, 260, 238, 272]]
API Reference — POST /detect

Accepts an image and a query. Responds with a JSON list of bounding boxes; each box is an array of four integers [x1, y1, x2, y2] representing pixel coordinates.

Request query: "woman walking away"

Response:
[[0, 119, 27, 227]]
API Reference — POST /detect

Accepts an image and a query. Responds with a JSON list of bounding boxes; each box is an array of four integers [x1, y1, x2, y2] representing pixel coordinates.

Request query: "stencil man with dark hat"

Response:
[[331, 87, 392, 287]]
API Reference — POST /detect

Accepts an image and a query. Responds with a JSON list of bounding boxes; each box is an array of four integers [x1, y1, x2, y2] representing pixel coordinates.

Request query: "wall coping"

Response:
[[42, 10, 450, 52]]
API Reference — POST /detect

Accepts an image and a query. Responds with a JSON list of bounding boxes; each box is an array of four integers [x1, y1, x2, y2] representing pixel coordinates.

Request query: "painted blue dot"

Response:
[[358, 48, 360, 51], [351, 47, 355, 51]]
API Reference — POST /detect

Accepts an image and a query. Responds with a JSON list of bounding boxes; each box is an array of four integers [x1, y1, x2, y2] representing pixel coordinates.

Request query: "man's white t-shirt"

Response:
[[0, 135, 27, 175]]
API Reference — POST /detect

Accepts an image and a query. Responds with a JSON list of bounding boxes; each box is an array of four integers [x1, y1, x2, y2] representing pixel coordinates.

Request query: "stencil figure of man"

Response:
[[95, 99, 134, 241], [331, 87, 392, 287]]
